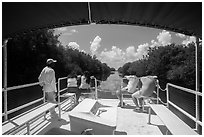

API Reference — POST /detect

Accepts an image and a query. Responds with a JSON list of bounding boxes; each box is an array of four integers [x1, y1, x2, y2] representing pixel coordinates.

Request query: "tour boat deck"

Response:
[[12, 98, 166, 135]]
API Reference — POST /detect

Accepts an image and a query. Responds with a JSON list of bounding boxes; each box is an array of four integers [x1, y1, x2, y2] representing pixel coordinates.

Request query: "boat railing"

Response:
[[166, 83, 202, 131], [2, 82, 46, 121], [2, 76, 202, 132], [57, 76, 99, 118]]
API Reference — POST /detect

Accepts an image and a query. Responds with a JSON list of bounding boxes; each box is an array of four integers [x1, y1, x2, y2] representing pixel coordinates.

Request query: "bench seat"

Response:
[[148, 104, 198, 135], [2, 102, 57, 135]]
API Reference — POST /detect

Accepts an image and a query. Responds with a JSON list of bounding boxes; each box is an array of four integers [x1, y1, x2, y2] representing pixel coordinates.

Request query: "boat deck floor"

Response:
[[15, 99, 166, 135]]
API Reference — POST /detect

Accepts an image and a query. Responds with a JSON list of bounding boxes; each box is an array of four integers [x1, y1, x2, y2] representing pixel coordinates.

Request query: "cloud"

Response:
[[157, 30, 172, 46], [125, 46, 137, 61], [150, 40, 161, 48], [136, 43, 150, 58], [62, 32, 72, 36], [182, 36, 196, 46], [70, 29, 78, 33], [91, 30, 176, 69], [56, 27, 67, 32], [57, 28, 78, 36], [99, 46, 125, 69], [175, 33, 186, 39], [90, 36, 102, 55], [175, 33, 196, 46], [67, 42, 80, 50]]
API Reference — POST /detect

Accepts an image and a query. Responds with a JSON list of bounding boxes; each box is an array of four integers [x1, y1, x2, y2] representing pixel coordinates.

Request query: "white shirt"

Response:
[[67, 78, 78, 87], [79, 75, 90, 89], [38, 66, 57, 93], [125, 75, 138, 93]]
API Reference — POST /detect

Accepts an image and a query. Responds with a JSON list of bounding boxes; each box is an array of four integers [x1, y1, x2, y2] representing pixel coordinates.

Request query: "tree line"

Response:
[[118, 43, 202, 90], [4, 29, 112, 87]]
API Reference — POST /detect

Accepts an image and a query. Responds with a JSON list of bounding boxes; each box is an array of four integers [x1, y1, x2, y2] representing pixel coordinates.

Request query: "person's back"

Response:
[[38, 58, 58, 119], [38, 66, 57, 93], [79, 75, 90, 89], [67, 72, 80, 104], [67, 77, 78, 88], [140, 76, 157, 97], [125, 75, 139, 93]]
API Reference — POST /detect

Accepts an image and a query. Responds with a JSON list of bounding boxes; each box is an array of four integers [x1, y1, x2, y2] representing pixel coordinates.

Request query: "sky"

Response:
[[54, 24, 196, 69]]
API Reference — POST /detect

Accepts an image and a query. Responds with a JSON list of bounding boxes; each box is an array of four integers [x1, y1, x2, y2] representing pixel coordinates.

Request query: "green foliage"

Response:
[[5, 29, 111, 87], [119, 43, 202, 90]]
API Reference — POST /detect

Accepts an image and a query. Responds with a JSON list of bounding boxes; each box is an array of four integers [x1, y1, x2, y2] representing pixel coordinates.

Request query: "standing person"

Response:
[[131, 76, 158, 110], [67, 72, 80, 104], [38, 58, 58, 119], [116, 75, 140, 107], [79, 71, 91, 93]]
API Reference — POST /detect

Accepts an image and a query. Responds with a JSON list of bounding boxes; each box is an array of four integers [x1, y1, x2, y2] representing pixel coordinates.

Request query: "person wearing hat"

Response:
[[38, 58, 58, 119]]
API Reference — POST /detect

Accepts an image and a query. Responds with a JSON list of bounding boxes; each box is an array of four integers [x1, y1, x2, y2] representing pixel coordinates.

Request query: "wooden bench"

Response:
[[2, 102, 57, 135], [148, 104, 198, 135]]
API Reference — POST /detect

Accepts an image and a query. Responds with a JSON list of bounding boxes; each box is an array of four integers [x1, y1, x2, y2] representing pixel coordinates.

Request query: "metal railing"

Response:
[[2, 82, 46, 121], [120, 77, 202, 132], [2, 76, 202, 134], [166, 83, 202, 131], [57, 76, 99, 118]]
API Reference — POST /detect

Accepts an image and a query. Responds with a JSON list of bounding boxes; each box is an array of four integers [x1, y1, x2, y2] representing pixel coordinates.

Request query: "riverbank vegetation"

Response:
[[118, 43, 202, 90], [4, 29, 111, 87]]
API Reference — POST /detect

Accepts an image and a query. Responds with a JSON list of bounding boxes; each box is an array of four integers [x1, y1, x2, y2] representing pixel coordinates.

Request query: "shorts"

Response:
[[79, 88, 91, 93], [131, 90, 142, 98], [45, 92, 57, 103], [67, 87, 79, 93]]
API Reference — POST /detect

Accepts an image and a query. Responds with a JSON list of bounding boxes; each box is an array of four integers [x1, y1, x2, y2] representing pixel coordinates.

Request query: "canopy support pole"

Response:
[[88, 2, 92, 23], [3, 39, 9, 121], [195, 37, 200, 133]]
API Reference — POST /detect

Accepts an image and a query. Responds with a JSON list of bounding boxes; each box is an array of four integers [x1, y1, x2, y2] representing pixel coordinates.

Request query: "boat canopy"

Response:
[[2, 2, 202, 39]]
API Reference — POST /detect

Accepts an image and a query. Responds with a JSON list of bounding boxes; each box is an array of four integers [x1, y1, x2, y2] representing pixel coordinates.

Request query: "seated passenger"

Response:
[[79, 71, 91, 93], [131, 76, 158, 110], [116, 75, 140, 107], [67, 72, 80, 104]]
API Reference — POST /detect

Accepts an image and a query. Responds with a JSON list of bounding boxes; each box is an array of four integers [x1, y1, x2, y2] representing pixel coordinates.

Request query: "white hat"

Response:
[[46, 58, 57, 65]]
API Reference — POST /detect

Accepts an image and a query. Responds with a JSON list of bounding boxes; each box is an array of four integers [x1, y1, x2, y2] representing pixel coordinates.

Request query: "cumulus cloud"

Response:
[[70, 29, 78, 33], [150, 40, 161, 48], [125, 46, 137, 62], [99, 46, 125, 69], [136, 43, 150, 58], [56, 27, 67, 32], [90, 36, 102, 55], [92, 30, 175, 69], [67, 42, 80, 50], [57, 28, 78, 36], [175, 33, 196, 46], [182, 36, 196, 46], [175, 33, 186, 39], [62, 32, 72, 36], [157, 30, 172, 46]]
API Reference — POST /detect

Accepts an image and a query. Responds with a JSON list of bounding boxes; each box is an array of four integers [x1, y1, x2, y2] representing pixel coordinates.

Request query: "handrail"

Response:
[[2, 76, 202, 134], [57, 76, 99, 118], [7, 98, 44, 115], [5, 82, 42, 91], [166, 83, 202, 132], [167, 83, 202, 96], [2, 81, 57, 121]]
